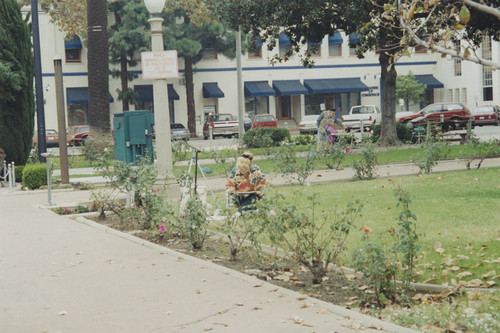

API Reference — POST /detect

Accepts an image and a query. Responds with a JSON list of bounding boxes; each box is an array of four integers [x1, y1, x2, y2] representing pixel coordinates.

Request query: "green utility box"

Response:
[[113, 110, 154, 164]]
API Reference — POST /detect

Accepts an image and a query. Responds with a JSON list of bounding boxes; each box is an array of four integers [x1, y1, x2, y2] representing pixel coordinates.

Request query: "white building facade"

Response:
[[29, 8, 500, 136]]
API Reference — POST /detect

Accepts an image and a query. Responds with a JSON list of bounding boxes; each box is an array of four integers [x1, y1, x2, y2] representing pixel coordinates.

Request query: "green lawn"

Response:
[[207, 167, 500, 286]]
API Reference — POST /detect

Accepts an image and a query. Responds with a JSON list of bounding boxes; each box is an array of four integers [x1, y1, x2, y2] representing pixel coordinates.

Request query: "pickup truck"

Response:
[[203, 113, 239, 139], [341, 105, 381, 131]]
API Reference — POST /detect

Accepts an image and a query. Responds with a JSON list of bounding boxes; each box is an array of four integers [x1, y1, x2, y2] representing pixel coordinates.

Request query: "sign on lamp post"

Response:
[[142, 14, 177, 179]]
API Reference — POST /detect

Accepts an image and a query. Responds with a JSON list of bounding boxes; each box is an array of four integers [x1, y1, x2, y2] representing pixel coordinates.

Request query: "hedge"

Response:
[[22, 163, 47, 190], [243, 128, 291, 148]]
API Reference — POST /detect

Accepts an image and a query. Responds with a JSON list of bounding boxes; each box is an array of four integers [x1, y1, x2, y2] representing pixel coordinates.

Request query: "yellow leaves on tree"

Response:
[[40, 0, 88, 39]]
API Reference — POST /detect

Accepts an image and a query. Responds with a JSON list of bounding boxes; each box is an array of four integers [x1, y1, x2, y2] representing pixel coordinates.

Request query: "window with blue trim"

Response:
[[328, 31, 343, 56], [65, 35, 82, 63]]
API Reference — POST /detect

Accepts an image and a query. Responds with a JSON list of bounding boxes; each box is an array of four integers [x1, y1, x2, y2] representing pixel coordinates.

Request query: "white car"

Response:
[[299, 114, 319, 134]]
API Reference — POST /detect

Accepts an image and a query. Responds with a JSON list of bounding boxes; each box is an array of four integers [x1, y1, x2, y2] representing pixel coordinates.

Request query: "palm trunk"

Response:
[[185, 56, 196, 137], [378, 52, 399, 145], [87, 0, 112, 147]]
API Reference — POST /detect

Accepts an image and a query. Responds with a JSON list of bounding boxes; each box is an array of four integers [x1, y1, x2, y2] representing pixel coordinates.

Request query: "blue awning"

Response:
[[244, 81, 276, 97], [349, 33, 360, 44], [66, 87, 114, 104], [65, 35, 82, 49], [203, 83, 224, 98], [328, 31, 343, 44], [279, 32, 291, 45], [304, 78, 369, 94], [134, 84, 180, 102], [273, 80, 309, 95], [414, 75, 444, 89]]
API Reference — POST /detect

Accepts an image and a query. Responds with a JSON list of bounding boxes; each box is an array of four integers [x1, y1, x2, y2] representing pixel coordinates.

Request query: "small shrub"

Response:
[[221, 205, 265, 260], [177, 195, 209, 250], [262, 192, 363, 284], [318, 141, 346, 170], [411, 139, 443, 174], [352, 240, 397, 307], [22, 163, 47, 189], [352, 141, 378, 180], [243, 128, 290, 148], [292, 134, 314, 146], [273, 143, 316, 185], [371, 123, 415, 143], [461, 138, 500, 170]]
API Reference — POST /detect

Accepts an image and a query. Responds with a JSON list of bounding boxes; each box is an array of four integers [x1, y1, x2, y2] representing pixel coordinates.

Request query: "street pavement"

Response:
[[2, 158, 500, 332]]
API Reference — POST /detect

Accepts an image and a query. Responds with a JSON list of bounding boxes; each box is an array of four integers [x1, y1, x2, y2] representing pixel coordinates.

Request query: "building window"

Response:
[[461, 88, 467, 104], [202, 49, 217, 60], [348, 33, 360, 56], [248, 45, 262, 59], [279, 32, 292, 57], [328, 31, 343, 56], [308, 43, 321, 57], [415, 44, 427, 53], [329, 43, 341, 56], [482, 36, 493, 101], [279, 44, 291, 57], [455, 88, 460, 102], [448, 89, 454, 102], [64, 35, 82, 63]]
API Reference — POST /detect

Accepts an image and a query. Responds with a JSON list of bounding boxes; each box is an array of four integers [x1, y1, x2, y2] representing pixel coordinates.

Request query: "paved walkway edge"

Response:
[[73, 214, 418, 333]]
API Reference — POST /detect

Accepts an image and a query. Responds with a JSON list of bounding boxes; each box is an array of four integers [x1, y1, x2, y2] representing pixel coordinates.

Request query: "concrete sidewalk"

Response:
[[2, 158, 499, 332], [0, 190, 417, 332]]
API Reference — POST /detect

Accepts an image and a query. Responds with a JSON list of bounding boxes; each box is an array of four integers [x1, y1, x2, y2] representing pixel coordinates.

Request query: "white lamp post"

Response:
[[144, 0, 173, 179]]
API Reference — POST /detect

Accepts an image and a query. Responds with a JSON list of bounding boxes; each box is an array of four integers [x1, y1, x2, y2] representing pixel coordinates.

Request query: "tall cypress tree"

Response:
[[0, 0, 35, 165]]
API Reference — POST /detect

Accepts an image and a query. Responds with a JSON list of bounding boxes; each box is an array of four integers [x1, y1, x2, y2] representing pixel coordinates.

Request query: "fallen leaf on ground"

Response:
[[482, 270, 496, 279], [465, 279, 483, 288], [457, 271, 472, 278]]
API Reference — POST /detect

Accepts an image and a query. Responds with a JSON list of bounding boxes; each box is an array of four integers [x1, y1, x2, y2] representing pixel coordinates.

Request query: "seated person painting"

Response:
[[226, 152, 267, 211]]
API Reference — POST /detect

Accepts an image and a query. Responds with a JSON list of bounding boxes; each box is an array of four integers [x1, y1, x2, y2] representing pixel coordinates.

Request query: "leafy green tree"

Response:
[[109, 0, 150, 111], [163, 1, 238, 136], [0, 0, 34, 164], [395, 72, 425, 111], [208, 0, 405, 145]]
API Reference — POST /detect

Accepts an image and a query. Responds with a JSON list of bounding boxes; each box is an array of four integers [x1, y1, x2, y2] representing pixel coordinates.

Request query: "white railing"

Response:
[[1, 160, 16, 188]]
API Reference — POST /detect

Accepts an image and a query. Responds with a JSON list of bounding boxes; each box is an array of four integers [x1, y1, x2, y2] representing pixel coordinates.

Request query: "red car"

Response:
[[471, 105, 500, 127], [397, 102, 471, 131], [67, 125, 89, 146], [32, 129, 59, 148], [252, 114, 278, 128]]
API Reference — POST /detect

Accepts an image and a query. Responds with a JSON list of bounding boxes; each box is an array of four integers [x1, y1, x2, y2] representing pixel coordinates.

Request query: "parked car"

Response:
[[67, 125, 89, 146], [299, 114, 319, 134], [471, 105, 500, 127], [252, 114, 278, 129], [170, 123, 190, 140], [341, 105, 382, 131], [32, 129, 59, 148], [203, 113, 239, 139], [397, 102, 472, 131]]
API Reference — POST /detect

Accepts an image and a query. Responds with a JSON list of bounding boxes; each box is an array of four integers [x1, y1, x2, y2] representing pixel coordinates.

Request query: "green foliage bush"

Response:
[[15, 165, 25, 182], [22, 163, 46, 189], [352, 141, 378, 180], [243, 128, 290, 148], [292, 134, 314, 146], [371, 123, 415, 143]]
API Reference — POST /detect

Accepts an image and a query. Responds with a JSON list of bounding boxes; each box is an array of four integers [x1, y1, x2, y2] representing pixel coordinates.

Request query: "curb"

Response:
[[71, 213, 418, 333]]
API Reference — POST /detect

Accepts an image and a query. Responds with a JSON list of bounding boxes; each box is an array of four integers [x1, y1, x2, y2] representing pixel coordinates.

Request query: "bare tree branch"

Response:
[[463, 0, 500, 20]]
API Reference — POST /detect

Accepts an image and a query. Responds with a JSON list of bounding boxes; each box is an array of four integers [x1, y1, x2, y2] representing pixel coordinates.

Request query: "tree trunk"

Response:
[[378, 52, 399, 145], [185, 56, 196, 137], [114, 9, 129, 112], [121, 56, 129, 111], [87, 0, 112, 148]]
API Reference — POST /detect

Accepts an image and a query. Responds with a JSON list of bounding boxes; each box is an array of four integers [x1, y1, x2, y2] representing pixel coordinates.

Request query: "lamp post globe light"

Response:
[[144, 0, 173, 179]]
